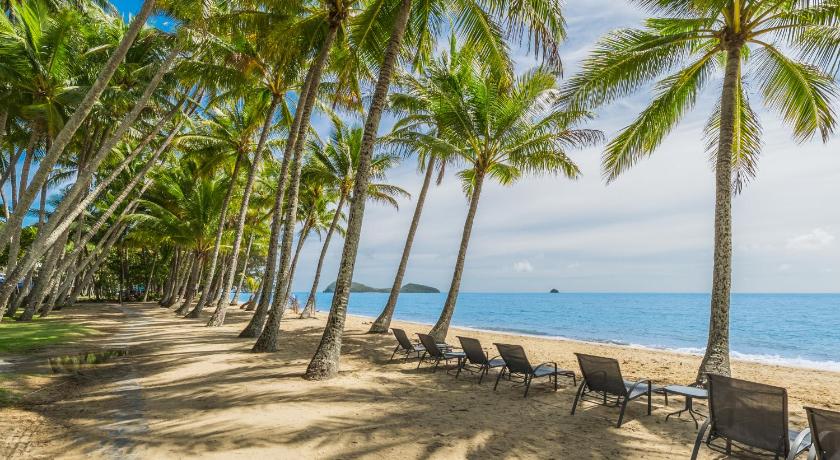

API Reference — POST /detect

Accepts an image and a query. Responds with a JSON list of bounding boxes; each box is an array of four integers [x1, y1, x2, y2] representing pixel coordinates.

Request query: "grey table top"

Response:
[[664, 385, 708, 399]]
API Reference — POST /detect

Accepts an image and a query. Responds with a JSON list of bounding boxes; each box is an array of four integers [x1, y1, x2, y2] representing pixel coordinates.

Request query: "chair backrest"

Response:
[[494, 343, 532, 374], [457, 336, 487, 365], [806, 407, 840, 459], [575, 353, 626, 396], [707, 374, 789, 456], [417, 333, 443, 358], [392, 328, 414, 350]]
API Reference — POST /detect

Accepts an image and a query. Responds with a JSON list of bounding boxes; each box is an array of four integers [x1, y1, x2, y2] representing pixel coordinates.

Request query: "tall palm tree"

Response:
[[305, 0, 570, 380], [299, 118, 407, 318], [561, 0, 840, 380], [402, 48, 601, 341], [250, 0, 352, 352]]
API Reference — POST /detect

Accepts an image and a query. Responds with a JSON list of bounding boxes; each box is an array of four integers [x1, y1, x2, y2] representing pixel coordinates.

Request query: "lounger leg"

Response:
[[570, 381, 586, 415], [455, 360, 463, 379], [494, 367, 506, 391], [690, 419, 711, 460], [524, 375, 532, 398], [554, 373, 558, 392], [417, 352, 426, 369], [432, 357, 440, 373], [389, 346, 399, 362], [616, 398, 628, 428], [478, 366, 487, 384], [647, 386, 652, 415]]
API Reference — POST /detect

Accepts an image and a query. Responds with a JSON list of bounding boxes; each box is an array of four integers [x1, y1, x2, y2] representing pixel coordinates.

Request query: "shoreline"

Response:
[[346, 313, 840, 373]]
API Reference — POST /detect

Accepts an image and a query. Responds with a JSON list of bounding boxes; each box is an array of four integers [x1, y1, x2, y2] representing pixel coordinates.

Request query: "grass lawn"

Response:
[[0, 317, 97, 354]]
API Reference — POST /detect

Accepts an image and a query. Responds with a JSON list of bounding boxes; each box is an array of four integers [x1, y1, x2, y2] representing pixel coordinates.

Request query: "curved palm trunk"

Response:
[[428, 171, 485, 341], [174, 252, 204, 316], [160, 250, 180, 306], [300, 192, 346, 319], [186, 149, 246, 318], [0, 0, 156, 261], [143, 254, 156, 302], [286, 225, 310, 314], [207, 95, 281, 327], [252, 23, 340, 352], [369, 156, 435, 332], [696, 45, 740, 382], [232, 234, 254, 306], [4, 129, 40, 277], [239, 58, 318, 339], [305, 0, 413, 379]]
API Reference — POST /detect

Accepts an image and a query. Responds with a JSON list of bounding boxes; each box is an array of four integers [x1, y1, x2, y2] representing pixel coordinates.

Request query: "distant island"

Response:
[[323, 282, 439, 293], [550, 288, 559, 293]]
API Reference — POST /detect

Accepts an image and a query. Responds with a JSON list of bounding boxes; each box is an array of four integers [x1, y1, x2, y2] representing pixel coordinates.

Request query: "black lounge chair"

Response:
[[789, 407, 840, 460], [389, 328, 425, 362], [692, 374, 811, 460], [492, 343, 576, 397], [455, 336, 505, 383], [570, 353, 653, 428], [416, 333, 465, 373]]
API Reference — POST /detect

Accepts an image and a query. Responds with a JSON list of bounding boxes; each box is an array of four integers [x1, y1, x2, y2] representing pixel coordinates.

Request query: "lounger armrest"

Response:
[[626, 379, 652, 395], [533, 362, 558, 373], [787, 428, 812, 460]]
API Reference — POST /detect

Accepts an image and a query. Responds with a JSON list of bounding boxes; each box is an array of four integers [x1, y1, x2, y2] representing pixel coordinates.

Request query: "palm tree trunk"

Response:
[[4, 129, 39, 276], [369, 156, 435, 332], [187, 149, 246, 318], [286, 225, 310, 309], [0, 0, 156, 260], [207, 95, 281, 327], [252, 22, 340, 353], [305, 0, 413, 379], [174, 252, 203, 316], [16, 127, 39, 204], [301, 192, 346, 319], [240, 55, 319, 339], [696, 45, 740, 382], [428, 170, 485, 341], [143, 254, 156, 302], [232, 233, 254, 306], [160, 249, 179, 306]]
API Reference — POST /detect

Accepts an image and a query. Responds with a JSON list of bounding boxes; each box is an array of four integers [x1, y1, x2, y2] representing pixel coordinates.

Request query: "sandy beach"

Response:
[[2, 302, 838, 459]]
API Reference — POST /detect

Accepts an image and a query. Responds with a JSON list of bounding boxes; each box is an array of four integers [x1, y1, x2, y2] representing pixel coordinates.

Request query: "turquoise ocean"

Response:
[[238, 291, 840, 371]]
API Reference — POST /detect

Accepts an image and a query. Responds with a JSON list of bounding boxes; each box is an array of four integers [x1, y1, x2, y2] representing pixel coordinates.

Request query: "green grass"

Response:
[[0, 317, 97, 354]]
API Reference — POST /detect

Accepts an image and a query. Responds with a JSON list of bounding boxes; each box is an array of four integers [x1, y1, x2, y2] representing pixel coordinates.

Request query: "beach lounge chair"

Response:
[[788, 407, 840, 460], [389, 328, 425, 362], [492, 343, 576, 397], [455, 336, 505, 383], [416, 333, 465, 373], [691, 374, 811, 460], [570, 353, 653, 427]]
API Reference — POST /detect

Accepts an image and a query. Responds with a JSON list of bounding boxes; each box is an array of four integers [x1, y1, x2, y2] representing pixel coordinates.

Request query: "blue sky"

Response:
[[15, 1, 838, 293]]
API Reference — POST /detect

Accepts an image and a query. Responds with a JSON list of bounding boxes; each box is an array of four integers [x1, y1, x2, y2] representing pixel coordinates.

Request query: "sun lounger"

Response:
[[492, 343, 576, 397], [570, 353, 653, 427], [416, 333, 465, 372], [788, 406, 840, 460], [389, 328, 425, 362], [455, 336, 505, 383], [692, 374, 811, 460]]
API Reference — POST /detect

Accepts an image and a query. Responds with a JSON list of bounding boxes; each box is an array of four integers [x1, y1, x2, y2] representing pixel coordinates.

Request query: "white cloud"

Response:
[[778, 264, 792, 272], [786, 228, 836, 251], [513, 261, 534, 273]]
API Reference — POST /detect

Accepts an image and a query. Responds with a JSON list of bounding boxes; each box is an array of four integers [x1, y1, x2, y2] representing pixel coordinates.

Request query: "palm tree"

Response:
[[405, 48, 600, 341], [560, 0, 840, 381], [299, 118, 407, 318], [305, 0, 570, 380], [250, 0, 352, 351]]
